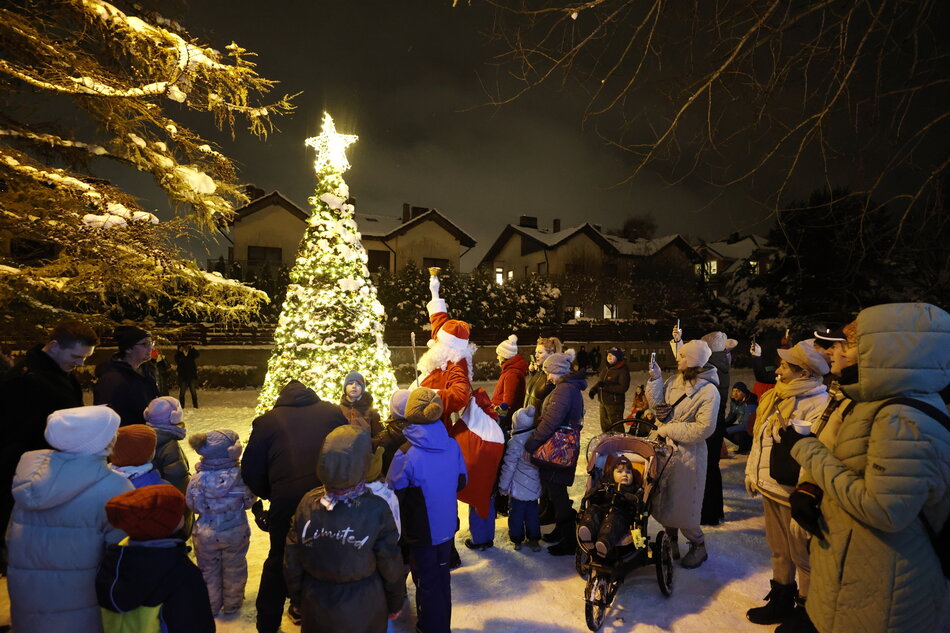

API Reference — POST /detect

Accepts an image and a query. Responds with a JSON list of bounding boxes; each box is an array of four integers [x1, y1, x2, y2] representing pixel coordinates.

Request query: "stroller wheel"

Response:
[[655, 529, 674, 596], [584, 574, 610, 632], [575, 547, 591, 580]]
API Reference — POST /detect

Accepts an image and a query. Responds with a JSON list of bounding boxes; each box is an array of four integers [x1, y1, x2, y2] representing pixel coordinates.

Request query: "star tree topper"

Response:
[[304, 112, 358, 174]]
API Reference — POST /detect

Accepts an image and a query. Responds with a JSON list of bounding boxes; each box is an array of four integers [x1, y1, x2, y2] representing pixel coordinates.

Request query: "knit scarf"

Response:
[[148, 421, 186, 440], [320, 482, 367, 511], [196, 457, 238, 472], [759, 375, 826, 438]]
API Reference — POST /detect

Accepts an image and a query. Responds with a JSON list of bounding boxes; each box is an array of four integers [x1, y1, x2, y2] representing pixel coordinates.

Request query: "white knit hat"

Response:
[[45, 405, 120, 455], [143, 396, 183, 426], [678, 340, 712, 368], [777, 339, 830, 377], [495, 334, 519, 360]]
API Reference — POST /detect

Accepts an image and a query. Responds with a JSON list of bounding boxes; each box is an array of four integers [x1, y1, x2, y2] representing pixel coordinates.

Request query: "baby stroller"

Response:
[[575, 419, 675, 631]]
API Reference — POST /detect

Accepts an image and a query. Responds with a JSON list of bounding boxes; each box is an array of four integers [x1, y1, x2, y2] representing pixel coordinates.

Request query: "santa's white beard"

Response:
[[416, 340, 476, 383]]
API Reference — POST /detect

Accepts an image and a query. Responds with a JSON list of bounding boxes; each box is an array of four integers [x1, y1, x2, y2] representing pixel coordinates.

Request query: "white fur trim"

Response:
[[437, 327, 470, 350], [418, 341, 476, 382], [426, 298, 447, 317]]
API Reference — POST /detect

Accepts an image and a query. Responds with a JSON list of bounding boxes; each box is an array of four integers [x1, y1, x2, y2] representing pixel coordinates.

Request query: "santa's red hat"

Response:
[[437, 319, 471, 350]]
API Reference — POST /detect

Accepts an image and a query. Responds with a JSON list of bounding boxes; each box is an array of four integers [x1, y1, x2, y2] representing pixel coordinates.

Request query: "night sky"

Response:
[[143, 1, 776, 268]]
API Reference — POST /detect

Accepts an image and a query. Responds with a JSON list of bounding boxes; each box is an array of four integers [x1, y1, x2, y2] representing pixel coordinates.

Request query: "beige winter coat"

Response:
[[792, 303, 950, 633], [646, 366, 720, 530], [745, 378, 828, 504]]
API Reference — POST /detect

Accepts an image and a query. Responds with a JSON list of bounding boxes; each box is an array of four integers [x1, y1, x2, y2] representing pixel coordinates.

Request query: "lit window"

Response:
[[507, 270, 513, 280], [574, 308, 582, 319], [749, 260, 760, 274], [709, 260, 718, 275], [495, 267, 504, 285], [603, 304, 617, 319]]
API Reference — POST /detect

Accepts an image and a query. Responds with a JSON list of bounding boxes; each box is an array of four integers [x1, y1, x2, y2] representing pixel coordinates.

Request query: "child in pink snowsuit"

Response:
[[186, 429, 256, 615]]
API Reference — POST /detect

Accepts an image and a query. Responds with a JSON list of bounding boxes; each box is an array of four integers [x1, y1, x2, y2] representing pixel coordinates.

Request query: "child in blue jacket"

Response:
[[387, 388, 467, 633]]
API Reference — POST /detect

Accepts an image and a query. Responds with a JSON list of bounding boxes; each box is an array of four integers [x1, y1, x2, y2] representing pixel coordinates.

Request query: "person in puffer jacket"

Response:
[[96, 484, 214, 633], [284, 426, 406, 633], [186, 429, 256, 616], [387, 388, 468, 633], [743, 340, 829, 629], [6, 405, 132, 633], [785, 303, 950, 633], [498, 405, 542, 550], [144, 396, 190, 494]]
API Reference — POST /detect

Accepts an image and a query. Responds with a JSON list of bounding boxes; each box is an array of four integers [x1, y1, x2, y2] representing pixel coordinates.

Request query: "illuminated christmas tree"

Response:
[[256, 113, 398, 413]]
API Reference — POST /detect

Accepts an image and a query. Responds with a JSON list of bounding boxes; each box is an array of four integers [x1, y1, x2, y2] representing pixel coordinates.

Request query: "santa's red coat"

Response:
[[421, 308, 503, 518]]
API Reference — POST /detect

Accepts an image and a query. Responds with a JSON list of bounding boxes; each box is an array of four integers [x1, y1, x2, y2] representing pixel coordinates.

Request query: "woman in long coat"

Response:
[[524, 350, 586, 556], [646, 339, 720, 569], [789, 303, 950, 633]]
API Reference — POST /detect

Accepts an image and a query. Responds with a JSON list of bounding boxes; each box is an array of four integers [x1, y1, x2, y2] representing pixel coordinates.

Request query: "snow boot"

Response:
[[542, 508, 577, 543], [746, 580, 798, 625], [547, 532, 578, 556], [681, 541, 708, 569], [525, 539, 542, 552], [577, 525, 594, 549], [464, 538, 494, 551], [449, 544, 462, 570], [775, 597, 818, 633]]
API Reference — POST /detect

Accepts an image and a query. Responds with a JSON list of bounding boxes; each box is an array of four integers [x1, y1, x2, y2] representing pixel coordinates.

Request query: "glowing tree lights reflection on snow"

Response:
[[256, 113, 398, 414]]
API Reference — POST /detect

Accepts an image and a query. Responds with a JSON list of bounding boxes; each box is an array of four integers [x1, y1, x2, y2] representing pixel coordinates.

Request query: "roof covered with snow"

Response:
[[700, 235, 773, 261]]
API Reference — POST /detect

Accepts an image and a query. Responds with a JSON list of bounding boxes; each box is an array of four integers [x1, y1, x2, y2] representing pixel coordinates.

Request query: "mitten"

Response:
[[251, 499, 270, 532], [790, 482, 825, 539]]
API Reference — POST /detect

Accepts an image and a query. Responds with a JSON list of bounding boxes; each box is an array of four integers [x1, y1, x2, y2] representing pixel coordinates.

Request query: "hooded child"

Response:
[[577, 454, 645, 558], [6, 405, 132, 633], [497, 405, 543, 551], [387, 388, 468, 633], [187, 429, 256, 616], [96, 484, 215, 633], [284, 426, 406, 633]]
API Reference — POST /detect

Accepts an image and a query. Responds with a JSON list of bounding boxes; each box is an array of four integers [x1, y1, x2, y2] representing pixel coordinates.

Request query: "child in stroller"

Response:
[[576, 455, 644, 557]]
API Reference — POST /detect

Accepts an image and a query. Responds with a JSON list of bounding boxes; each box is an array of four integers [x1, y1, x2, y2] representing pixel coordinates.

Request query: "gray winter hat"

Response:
[[189, 429, 240, 460], [543, 349, 575, 377]]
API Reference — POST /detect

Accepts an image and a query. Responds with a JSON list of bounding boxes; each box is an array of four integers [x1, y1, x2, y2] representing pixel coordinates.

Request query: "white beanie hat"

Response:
[[701, 331, 728, 353], [679, 340, 712, 369], [143, 396, 183, 426], [496, 334, 519, 360], [45, 405, 120, 455]]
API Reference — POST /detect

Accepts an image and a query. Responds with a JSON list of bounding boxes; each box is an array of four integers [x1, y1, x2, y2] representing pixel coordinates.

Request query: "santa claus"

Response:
[[415, 273, 504, 522]]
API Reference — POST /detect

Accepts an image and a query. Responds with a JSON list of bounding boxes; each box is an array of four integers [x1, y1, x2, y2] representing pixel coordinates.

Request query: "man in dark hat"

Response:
[[93, 325, 159, 426]]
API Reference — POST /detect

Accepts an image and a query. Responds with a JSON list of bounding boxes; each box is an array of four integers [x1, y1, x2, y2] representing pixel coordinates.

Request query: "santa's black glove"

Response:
[[251, 500, 270, 532], [777, 426, 812, 452], [790, 482, 825, 539]]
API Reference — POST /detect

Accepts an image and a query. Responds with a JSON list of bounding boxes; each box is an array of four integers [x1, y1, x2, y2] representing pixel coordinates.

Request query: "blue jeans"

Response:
[[508, 498, 541, 543], [467, 496, 496, 544]]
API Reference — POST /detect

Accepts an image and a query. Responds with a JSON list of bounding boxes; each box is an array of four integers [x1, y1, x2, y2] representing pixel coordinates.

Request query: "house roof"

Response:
[[355, 209, 477, 248], [231, 191, 309, 223], [479, 222, 699, 266], [700, 235, 773, 261]]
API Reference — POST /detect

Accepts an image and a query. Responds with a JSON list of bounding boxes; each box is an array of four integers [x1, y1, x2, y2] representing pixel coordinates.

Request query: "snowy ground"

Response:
[[2, 371, 783, 632]]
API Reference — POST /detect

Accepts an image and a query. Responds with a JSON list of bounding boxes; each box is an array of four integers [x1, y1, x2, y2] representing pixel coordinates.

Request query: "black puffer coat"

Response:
[[284, 426, 406, 633], [242, 380, 347, 516], [93, 356, 159, 426]]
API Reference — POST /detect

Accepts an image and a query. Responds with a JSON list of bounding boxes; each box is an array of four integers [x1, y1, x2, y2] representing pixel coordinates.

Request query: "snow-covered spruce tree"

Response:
[[256, 113, 398, 413], [0, 0, 294, 333]]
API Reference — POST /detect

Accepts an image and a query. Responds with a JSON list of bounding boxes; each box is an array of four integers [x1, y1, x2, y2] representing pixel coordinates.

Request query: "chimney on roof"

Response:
[[553, 218, 561, 232], [402, 203, 411, 223], [593, 223, 603, 232], [518, 215, 538, 229], [411, 205, 427, 219]]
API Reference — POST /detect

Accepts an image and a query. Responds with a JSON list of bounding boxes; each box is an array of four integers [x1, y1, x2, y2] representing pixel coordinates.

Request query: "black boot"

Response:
[[547, 526, 578, 556], [746, 580, 798, 625], [542, 508, 577, 543], [775, 597, 818, 633]]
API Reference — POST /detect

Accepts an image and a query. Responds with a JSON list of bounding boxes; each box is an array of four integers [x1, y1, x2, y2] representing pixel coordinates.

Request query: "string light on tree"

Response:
[[256, 112, 398, 413]]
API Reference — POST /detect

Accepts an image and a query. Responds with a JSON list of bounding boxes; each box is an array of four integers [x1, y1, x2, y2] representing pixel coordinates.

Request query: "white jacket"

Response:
[[498, 408, 542, 502]]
